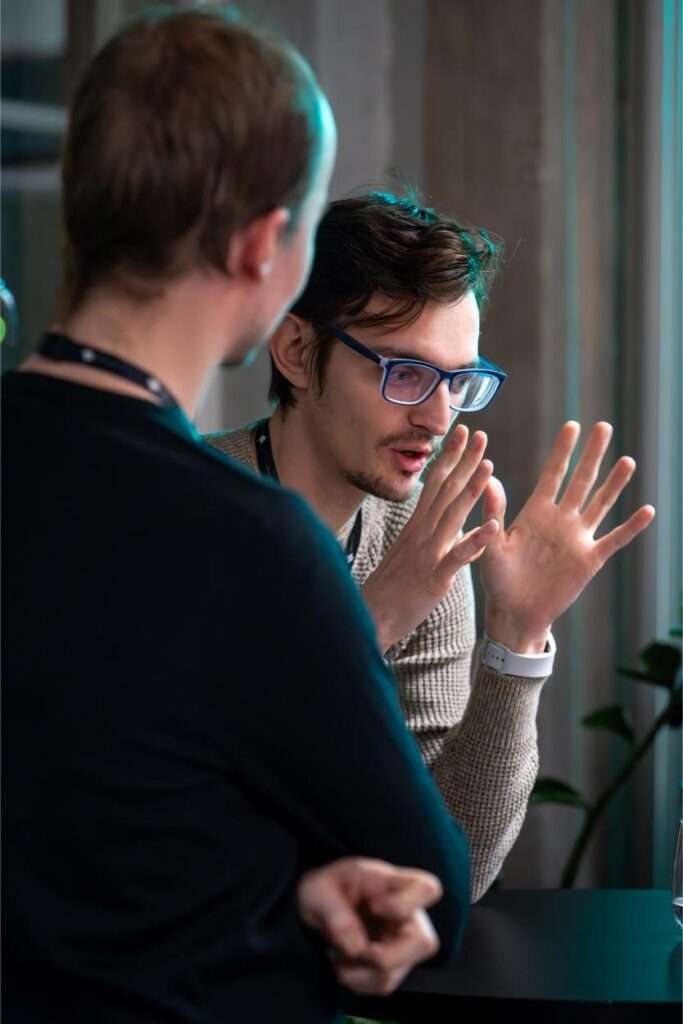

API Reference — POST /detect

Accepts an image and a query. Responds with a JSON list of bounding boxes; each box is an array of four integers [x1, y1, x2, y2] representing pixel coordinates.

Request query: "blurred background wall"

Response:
[[2, 0, 681, 891]]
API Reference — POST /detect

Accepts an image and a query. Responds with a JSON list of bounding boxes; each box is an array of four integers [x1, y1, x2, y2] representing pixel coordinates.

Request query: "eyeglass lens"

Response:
[[384, 364, 498, 411]]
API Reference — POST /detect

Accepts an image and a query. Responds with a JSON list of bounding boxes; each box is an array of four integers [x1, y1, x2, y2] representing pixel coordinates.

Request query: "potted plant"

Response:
[[530, 630, 682, 887]]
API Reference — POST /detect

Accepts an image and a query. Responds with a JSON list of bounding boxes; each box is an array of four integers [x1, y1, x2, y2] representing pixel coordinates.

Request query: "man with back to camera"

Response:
[[207, 191, 656, 900], [1, 10, 475, 1023]]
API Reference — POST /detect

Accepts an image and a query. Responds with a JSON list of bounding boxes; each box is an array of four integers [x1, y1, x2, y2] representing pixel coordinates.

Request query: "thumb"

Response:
[[483, 476, 506, 533]]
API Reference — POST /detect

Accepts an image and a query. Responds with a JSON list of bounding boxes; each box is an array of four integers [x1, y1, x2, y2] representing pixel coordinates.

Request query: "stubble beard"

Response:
[[341, 466, 417, 505], [339, 434, 443, 504]]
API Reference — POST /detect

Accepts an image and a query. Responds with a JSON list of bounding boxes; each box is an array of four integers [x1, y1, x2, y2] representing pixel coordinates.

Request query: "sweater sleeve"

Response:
[[387, 565, 546, 901], [213, 492, 471, 964]]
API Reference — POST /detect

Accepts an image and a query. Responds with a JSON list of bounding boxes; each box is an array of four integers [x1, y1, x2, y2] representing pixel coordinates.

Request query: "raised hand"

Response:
[[480, 421, 656, 652], [362, 424, 499, 652], [296, 857, 442, 996]]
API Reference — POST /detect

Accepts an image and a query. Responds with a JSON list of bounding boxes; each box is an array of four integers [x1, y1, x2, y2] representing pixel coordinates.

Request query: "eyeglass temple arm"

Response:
[[330, 327, 383, 366]]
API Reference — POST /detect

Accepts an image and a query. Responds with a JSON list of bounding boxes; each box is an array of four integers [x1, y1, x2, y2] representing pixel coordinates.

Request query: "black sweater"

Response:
[[2, 371, 469, 1024]]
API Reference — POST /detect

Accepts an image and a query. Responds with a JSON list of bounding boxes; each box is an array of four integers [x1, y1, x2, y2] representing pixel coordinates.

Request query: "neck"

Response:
[[269, 407, 364, 533], [22, 275, 250, 419]]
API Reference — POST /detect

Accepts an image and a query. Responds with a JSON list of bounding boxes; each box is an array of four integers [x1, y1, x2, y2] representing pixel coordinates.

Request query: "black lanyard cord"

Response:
[[254, 419, 362, 570], [38, 332, 180, 410]]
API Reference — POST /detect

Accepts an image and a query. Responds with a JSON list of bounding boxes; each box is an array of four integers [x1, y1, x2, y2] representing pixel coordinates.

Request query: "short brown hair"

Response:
[[269, 191, 501, 411], [61, 6, 324, 312]]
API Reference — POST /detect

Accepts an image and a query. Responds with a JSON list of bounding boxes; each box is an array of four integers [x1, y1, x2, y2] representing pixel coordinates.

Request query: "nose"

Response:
[[407, 379, 453, 437]]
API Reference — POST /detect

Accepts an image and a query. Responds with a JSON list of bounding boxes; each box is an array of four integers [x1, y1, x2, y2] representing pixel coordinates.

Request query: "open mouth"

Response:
[[390, 448, 430, 473]]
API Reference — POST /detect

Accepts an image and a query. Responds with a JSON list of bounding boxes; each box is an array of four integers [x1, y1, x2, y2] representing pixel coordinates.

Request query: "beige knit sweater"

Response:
[[205, 424, 549, 901]]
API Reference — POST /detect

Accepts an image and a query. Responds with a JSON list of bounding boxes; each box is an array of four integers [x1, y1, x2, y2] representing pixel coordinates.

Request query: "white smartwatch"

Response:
[[480, 631, 556, 679]]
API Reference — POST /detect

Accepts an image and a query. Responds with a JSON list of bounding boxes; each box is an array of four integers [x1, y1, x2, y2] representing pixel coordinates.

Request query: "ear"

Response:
[[227, 207, 291, 282], [269, 313, 314, 392]]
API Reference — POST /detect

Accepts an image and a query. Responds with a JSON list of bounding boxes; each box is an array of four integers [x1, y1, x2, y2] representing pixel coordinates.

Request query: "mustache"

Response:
[[379, 432, 438, 452]]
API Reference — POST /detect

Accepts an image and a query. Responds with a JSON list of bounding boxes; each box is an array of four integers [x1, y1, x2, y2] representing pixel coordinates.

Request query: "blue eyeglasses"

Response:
[[330, 327, 507, 412]]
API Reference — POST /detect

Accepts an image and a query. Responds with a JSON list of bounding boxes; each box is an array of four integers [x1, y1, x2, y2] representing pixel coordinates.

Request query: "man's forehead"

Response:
[[361, 291, 478, 330], [359, 292, 480, 364]]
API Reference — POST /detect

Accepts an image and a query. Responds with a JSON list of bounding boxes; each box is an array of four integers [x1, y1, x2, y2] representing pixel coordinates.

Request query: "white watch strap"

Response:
[[480, 631, 556, 679]]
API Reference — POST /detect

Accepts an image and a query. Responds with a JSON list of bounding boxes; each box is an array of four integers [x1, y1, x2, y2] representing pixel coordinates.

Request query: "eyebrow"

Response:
[[373, 346, 479, 370]]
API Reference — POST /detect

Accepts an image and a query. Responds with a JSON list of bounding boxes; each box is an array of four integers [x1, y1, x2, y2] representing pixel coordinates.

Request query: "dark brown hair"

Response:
[[269, 191, 502, 411], [61, 5, 323, 312]]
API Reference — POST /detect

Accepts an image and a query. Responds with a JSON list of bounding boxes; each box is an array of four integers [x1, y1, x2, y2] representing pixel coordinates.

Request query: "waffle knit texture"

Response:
[[205, 424, 549, 900]]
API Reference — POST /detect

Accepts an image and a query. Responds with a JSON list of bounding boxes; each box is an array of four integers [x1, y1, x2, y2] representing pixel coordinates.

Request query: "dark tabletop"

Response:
[[343, 889, 682, 1023]]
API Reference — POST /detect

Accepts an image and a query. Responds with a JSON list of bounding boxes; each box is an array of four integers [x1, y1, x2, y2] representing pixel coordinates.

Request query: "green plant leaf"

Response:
[[581, 704, 634, 743], [618, 640, 681, 689], [639, 641, 681, 687], [529, 777, 588, 809]]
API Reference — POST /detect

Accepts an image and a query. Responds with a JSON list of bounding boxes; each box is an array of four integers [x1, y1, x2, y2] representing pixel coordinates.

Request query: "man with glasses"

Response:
[[207, 191, 654, 900]]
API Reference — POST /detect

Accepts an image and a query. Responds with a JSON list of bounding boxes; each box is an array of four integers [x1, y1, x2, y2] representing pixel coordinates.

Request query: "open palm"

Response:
[[480, 422, 655, 646]]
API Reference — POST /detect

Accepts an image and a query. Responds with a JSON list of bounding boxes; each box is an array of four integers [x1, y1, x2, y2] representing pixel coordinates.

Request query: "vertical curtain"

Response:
[[425, 0, 681, 888]]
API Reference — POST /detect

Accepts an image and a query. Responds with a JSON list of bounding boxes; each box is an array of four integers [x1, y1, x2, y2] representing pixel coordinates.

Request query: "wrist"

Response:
[[480, 631, 556, 678], [484, 609, 550, 654]]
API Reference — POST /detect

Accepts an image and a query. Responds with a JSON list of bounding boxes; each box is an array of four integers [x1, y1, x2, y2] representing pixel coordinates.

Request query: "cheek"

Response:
[[317, 383, 372, 454], [344, 402, 403, 458], [318, 359, 407, 455]]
